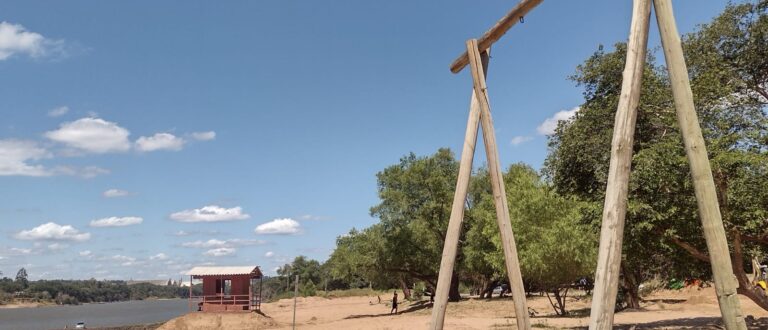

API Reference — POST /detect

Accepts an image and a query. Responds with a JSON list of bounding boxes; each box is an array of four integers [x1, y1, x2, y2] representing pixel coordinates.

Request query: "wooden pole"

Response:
[[449, 0, 543, 73], [293, 274, 299, 330], [653, 0, 746, 328], [468, 38, 530, 329], [429, 50, 489, 330], [588, 0, 651, 328]]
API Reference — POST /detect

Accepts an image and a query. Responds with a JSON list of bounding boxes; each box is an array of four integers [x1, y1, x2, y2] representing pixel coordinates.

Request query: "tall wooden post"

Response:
[[653, 0, 746, 328], [588, 0, 651, 328], [429, 50, 489, 330], [467, 38, 530, 330]]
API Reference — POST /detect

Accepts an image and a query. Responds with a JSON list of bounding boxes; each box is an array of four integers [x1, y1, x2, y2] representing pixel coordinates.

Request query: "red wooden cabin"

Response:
[[188, 266, 263, 312]]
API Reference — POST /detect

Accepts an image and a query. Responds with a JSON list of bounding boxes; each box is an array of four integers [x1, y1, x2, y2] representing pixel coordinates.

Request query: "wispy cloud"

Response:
[[0, 22, 65, 61], [190, 131, 216, 141], [15, 222, 90, 242], [90, 216, 143, 227], [255, 218, 301, 235], [203, 248, 235, 257], [537, 107, 580, 135], [170, 205, 250, 223], [298, 214, 330, 221], [180, 238, 266, 249], [102, 189, 131, 198], [510, 136, 533, 146], [47, 106, 69, 117], [149, 253, 168, 261], [135, 133, 185, 152], [0, 139, 51, 176]]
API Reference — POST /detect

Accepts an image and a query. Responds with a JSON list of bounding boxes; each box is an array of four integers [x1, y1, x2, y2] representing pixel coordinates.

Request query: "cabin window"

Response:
[[215, 279, 232, 296]]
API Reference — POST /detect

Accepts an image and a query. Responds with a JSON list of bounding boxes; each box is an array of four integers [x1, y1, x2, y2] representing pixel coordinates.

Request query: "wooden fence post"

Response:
[[588, 0, 652, 328], [653, 0, 746, 328], [429, 50, 489, 330], [468, 38, 530, 330]]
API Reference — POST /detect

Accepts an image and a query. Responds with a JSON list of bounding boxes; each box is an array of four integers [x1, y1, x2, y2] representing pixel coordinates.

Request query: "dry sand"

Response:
[[159, 288, 768, 329]]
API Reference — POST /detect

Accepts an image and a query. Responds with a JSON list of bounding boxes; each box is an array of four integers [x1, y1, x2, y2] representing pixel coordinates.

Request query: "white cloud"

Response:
[[112, 255, 135, 262], [510, 136, 533, 146], [10, 247, 32, 255], [135, 133, 185, 152], [181, 239, 227, 248], [203, 247, 235, 257], [48, 106, 69, 117], [170, 205, 250, 223], [112, 254, 139, 266], [15, 222, 90, 241], [79, 250, 92, 257], [537, 107, 580, 135], [180, 238, 265, 249], [191, 131, 216, 141], [264, 251, 274, 258], [52, 165, 110, 178], [254, 218, 301, 235], [0, 22, 63, 60], [298, 214, 330, 221], [47, 243, 68, 251], [0, 139, 109, 178], [90, 216, 143, 227], [0, 139, 51, 176], [102, 189, 130, 198], [173, 230, 191, 237], [45, 117, 131, 153], [150, 253, 168, 261]]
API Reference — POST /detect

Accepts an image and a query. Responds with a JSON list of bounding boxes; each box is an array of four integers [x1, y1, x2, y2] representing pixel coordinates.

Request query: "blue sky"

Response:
[[0, 1, 730, 280]]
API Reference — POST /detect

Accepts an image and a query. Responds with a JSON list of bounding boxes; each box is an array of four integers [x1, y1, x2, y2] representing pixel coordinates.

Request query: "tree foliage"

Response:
[[544, 0, 768, 310]]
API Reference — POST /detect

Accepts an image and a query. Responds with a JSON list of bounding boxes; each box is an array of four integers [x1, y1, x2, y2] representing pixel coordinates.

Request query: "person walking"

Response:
[[390, 291, 398, 314]]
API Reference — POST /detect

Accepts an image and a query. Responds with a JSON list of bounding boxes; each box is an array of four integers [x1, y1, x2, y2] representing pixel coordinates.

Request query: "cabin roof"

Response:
[[188, 266, 262, 277]]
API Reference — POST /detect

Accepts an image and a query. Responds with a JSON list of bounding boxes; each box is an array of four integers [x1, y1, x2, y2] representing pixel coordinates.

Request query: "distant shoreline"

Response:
[[0, 298, 184, 309]]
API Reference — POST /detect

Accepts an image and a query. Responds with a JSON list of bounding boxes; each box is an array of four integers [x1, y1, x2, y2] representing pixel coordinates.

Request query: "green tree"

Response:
[[15, 268, 29, 290], [545, 0, 768, 310], [470, 164, 596, 315], [369, 149, 464, 301]]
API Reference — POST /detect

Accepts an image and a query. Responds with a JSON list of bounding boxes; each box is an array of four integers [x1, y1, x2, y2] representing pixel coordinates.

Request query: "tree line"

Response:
[[0, 268, 200, 305]]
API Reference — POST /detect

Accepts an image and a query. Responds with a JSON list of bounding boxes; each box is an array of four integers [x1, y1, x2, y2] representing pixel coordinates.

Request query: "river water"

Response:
[[0, 299, 190, 330]]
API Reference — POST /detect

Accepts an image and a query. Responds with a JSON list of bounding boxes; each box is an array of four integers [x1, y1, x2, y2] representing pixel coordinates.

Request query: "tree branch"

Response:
[[665, 235, 711, 263]]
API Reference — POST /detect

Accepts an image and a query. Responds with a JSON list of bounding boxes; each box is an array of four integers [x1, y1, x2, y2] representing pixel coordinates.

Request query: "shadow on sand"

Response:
[[344, 301, 433, 319], [568, 316, 768, 329]]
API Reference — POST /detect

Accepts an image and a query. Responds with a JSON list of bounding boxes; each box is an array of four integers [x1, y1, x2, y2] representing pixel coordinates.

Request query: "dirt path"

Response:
[[161, 288, 768, 329]]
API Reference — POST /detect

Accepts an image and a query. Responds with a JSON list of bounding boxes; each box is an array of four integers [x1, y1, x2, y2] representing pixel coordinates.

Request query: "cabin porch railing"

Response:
[[188, 294, 261, 312]]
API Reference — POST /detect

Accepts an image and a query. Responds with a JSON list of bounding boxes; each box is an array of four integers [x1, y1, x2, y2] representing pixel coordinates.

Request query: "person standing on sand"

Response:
[[390, 291, 398, 314]]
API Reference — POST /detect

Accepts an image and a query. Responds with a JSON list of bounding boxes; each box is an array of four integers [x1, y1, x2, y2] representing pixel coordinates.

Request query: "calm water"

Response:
[[0, 299, 190, 330]]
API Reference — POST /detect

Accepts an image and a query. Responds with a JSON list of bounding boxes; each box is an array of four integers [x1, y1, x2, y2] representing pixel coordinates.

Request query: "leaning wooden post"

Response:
[[468, 38, 530, 330], [653, 0, 747, 328], [588, 0, 651, 329], [429, 50, 489, 330]]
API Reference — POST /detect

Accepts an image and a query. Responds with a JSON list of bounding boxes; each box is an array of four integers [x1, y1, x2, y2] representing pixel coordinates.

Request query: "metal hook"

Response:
[[519, 16, 524, 23]]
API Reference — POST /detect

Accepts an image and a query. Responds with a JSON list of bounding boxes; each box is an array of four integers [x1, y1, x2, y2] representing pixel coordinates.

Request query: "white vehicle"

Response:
[[75, 322, 86, 329]]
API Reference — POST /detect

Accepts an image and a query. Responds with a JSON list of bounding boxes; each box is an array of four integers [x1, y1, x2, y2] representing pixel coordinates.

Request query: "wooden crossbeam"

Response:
[[449, 0, 543, 74]]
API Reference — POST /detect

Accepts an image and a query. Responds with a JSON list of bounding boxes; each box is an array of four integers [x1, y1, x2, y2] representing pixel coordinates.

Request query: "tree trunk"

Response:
[[481, 280, 496, 299], [546, 287, 569, 316], [621, 263, 642, 309], [731, 231, 768, 310], [448, 272, 461, 302], [400, 277, 412, 300]]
